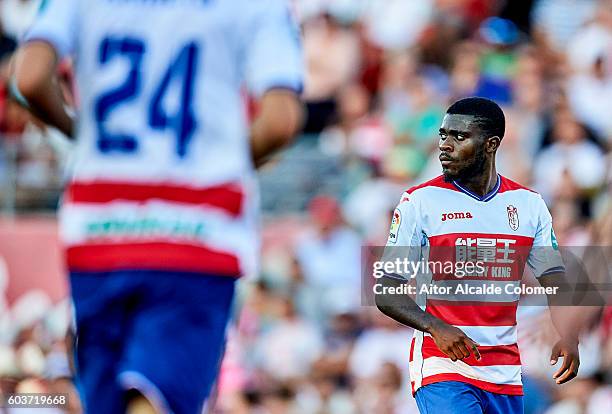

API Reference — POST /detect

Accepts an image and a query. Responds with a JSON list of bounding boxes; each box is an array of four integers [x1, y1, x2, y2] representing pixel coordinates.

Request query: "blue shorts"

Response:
[[415, 381, 524, 414], [70, 270, 236, 414]]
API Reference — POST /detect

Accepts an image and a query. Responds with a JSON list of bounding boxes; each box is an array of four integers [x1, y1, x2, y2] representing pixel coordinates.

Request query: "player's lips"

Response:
[[439, 156, 455, 167]]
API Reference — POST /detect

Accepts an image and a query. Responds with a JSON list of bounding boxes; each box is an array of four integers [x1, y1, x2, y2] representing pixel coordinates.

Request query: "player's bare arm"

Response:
[[538, 272, 581, 384], [375, 275, 481, 362], [250, 89, 303, 167], [11, 41, 74, 138]]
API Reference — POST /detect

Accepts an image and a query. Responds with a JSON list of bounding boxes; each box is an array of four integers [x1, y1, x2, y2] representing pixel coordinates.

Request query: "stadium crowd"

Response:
[[0, 0, 610, 413]]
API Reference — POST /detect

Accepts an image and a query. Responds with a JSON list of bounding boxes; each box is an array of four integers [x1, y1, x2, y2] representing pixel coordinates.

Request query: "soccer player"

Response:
[[11, 0, 303, 413], [376, 97, 580, 414]]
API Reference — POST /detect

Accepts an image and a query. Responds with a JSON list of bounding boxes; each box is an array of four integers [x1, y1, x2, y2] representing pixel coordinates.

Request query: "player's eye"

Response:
[[457, 133, 466, 140], [439, 132, 447, 139]]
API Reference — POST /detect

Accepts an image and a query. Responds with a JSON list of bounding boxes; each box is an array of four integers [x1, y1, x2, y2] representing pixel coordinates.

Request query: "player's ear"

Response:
[[486, 136, 501, 153]]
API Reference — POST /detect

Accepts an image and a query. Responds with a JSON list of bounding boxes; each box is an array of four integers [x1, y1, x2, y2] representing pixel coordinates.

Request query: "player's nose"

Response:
[[439, 140, 453, 153]]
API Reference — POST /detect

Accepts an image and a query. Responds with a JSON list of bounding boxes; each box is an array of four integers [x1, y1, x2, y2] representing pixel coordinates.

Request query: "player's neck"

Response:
[[456, 165, 498, 197]]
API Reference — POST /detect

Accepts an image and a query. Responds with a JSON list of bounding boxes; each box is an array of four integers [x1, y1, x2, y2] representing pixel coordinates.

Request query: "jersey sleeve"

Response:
[[23, 0, 78, 58], [527, 195, 565, 278], [244, 0, 303, 97], [381, 192, 423, 281]]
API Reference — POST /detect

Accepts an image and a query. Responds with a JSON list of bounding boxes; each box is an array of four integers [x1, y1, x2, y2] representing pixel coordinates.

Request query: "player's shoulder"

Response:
[[404, 175, 456, 197], [393, 176, 456, 209], [498, 175, 541, 199], [497, 175, 551, 216], [498, 175, 536, 193]]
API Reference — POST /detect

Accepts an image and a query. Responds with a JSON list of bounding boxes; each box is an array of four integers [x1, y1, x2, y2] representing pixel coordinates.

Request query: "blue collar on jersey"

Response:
[[452, 174, 501, 202]]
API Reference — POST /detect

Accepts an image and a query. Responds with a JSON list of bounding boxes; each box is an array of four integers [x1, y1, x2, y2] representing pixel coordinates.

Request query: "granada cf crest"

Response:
[[507, 205, 519, 231]]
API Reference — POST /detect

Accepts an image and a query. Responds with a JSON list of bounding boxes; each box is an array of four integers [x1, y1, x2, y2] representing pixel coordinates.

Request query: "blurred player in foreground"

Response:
[[377, 97, 580, 414], [11, 0, 303, 413]]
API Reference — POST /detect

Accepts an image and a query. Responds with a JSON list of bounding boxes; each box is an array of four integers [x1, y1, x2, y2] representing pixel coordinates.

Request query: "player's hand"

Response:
[[429, 320, 481, 362], [550, 338, 580, 384]]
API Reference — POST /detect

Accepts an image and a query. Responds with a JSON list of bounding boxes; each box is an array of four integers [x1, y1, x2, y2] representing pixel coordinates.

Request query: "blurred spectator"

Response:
[[358, 362, 419, 414], [385, 76, 445, 179], [361, 0, 434, 50], [449, 41, 483, 100], [315, 312, 361, 378], [436, 0, 496, 30], [531, 0, 597, 53], [295, 366, 357, 414], [253, 296, 324, 381], [343, 173, 402, 243], [302, 13, 360, 133], [550, 201, 591, 245], [295, 195, 363, 317], [475, 17, 521, 104], [348, 311, 412, 385], [303, 13, 360, 102], [566, 0, 612, 141], [319, 82, 393, 164], [533, 108, 606, 209], [505, 46, 546, 158]]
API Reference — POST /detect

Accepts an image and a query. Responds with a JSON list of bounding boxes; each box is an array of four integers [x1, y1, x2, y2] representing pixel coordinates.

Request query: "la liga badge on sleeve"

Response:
[[389, 208, 401, 244]]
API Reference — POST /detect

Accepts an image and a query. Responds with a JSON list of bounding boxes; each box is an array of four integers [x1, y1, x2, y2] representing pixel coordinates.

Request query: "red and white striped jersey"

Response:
[[386, 175, 564, 395], [25, 0, 303, 277]]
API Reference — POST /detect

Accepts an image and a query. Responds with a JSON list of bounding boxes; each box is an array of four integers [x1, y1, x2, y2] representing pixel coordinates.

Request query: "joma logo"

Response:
[[442, 211, 473, 221]]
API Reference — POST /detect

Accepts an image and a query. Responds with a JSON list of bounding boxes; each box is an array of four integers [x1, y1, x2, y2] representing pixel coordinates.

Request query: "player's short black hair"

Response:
[[446, 97, 505, 139]]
